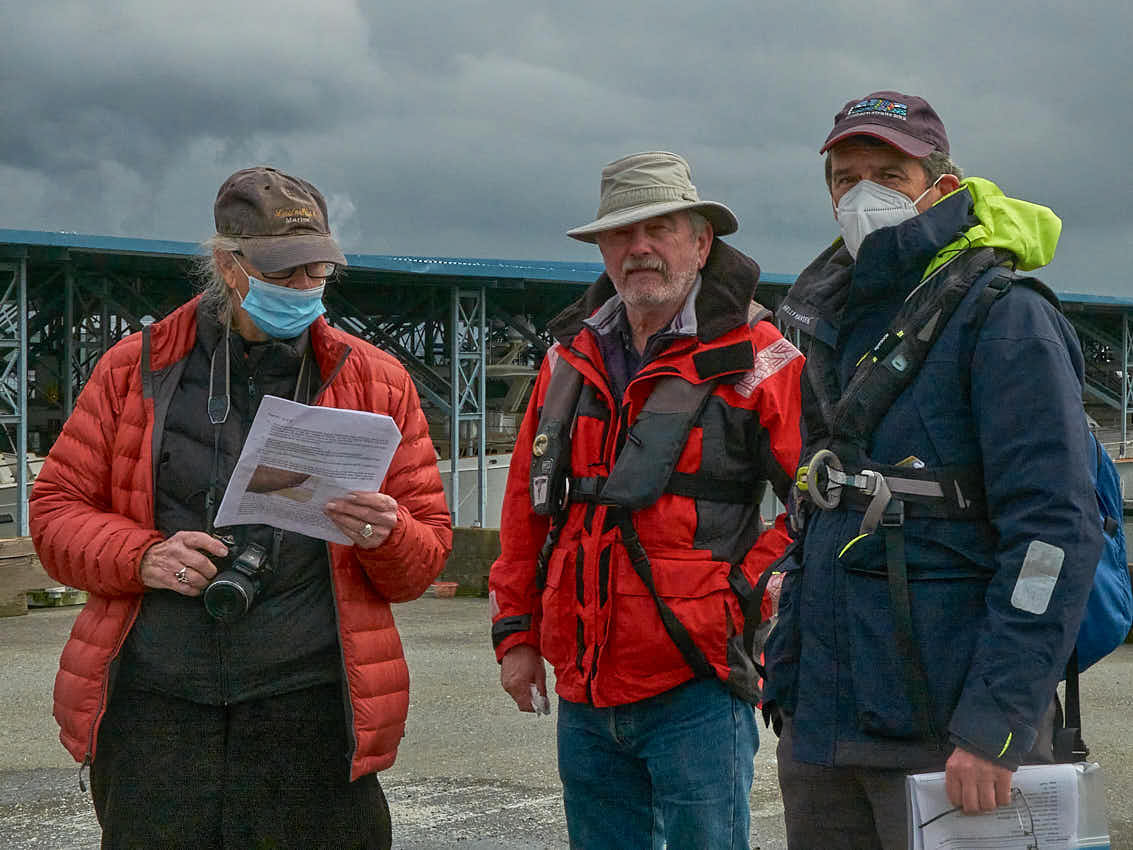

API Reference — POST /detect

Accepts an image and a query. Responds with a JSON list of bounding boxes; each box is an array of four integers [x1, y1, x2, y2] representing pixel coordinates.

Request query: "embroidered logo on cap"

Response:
[[847, 98, 908, 121], [273, 206, 316, 224]]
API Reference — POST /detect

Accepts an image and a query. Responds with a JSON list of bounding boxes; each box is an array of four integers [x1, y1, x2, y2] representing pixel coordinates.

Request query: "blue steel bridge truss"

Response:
[[0, 229, 1129, 536]]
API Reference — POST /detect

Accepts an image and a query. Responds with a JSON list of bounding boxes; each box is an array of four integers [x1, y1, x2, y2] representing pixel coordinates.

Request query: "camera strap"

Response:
[[204, 329, 232, 534], [203, 322, 312, 566]]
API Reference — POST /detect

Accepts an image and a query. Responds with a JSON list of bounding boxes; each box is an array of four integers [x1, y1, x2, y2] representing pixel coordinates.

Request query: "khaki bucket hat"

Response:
[[567, 151, 738, 243]]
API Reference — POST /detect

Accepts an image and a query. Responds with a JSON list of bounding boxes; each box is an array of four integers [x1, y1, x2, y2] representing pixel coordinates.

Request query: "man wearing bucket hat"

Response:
[[764, 92, 1101, 847], [490, 152, 804, 848], [30, 166, 452, 847]]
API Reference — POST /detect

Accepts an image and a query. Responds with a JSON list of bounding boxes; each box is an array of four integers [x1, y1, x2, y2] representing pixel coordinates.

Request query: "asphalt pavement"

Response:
[[2, 599, 1131, 849]]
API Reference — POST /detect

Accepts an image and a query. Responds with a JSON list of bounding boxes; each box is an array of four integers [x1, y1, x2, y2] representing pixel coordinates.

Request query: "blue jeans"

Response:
[[557, 678, 757, 850]]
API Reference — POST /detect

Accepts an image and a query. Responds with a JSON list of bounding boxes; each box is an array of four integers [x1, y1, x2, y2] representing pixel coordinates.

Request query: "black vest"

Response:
[[117, 309, 342, 705]]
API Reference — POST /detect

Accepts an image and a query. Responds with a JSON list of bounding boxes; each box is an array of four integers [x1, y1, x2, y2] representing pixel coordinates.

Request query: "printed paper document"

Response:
[[908, 762, 1080, 849], [214, 395, 401, 544]]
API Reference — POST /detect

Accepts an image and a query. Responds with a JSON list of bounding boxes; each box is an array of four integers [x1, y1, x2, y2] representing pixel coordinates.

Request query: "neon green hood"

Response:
[[923, 176, 1061, 278]]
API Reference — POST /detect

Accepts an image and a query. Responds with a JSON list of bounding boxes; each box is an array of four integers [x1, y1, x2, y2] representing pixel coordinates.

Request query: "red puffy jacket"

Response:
[[490, 242, 803, 706], [29, 298, 452, 780]]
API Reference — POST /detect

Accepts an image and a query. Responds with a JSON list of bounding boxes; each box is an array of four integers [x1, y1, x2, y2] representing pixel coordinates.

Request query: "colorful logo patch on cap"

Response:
[[273, 206, 315, 223], [847, 98, 908, 121]]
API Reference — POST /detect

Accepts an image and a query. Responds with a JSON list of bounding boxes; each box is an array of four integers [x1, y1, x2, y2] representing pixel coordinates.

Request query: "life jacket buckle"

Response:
[[855, 469, 883, 497], [798, 448, 843, 510]]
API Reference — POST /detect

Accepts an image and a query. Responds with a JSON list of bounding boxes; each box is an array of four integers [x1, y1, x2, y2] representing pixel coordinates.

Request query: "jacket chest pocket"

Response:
[[539, 547, 578, 673], [837, 530, 988, 740]]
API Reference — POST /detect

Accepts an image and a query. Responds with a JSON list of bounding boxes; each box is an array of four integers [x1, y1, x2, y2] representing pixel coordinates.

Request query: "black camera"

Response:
[[201, 533, 273, 623]]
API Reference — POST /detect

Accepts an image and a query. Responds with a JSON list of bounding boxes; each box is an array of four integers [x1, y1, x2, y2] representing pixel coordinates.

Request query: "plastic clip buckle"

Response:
[[881, 497, 905, 528]]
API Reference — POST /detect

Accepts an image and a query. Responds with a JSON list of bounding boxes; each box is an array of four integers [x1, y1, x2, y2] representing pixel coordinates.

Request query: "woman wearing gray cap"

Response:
[[30, 166, 453, 848]]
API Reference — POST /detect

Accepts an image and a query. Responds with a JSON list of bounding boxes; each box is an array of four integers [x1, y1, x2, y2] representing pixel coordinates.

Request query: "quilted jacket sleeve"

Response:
[[29, 340, 163, 597], [352, 358, 453, 603]]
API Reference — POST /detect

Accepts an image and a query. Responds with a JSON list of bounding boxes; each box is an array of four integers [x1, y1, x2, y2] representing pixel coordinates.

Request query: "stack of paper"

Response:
[[906, 762, 1109, 849]]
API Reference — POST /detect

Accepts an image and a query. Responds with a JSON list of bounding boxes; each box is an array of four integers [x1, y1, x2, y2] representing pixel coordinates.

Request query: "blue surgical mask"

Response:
[[238, 274, 327, 338]]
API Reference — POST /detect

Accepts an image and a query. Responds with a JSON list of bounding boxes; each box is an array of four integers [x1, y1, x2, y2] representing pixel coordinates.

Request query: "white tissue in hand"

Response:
[[530, 683, 550, 716]]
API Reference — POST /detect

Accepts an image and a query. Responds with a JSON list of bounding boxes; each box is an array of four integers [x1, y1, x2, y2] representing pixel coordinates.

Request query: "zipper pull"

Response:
[[78, 753, 91, 792]]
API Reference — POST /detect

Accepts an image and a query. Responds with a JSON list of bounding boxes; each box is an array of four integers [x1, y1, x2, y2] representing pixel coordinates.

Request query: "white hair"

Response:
[[192, 234, 241, 325]]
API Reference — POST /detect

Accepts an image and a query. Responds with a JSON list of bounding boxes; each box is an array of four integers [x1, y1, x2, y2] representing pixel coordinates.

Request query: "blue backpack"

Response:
[[1055, 431, 1130, 761], [1076, 432, 1131, 671]]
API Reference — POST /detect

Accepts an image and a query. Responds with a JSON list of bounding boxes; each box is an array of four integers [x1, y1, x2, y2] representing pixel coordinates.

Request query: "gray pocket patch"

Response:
[[1010, 540, 1065, 615]]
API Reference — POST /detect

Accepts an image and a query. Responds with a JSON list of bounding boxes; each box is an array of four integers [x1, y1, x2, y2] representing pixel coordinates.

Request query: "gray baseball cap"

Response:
[[214, 166, 348, 273], [567, 151, 738, 243]]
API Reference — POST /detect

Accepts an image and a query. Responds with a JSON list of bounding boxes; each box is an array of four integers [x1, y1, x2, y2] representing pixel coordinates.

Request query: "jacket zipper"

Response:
[[79, 600, 142, 791], [325, 540, 357, 779], [582, 372, 628, 705], [320, 346, 357, 778]]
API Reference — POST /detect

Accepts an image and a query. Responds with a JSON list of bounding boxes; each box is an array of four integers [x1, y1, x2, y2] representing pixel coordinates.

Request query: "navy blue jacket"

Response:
[[767, 184, 1102, 770]]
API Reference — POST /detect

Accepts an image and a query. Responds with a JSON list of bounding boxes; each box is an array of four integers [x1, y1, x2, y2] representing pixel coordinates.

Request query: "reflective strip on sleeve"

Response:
[[1010, 540, 1064, 615]]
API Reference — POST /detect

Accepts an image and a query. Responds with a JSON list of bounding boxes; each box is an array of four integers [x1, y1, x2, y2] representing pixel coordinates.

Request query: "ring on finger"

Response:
[[360, 522, 374, 539], [175, 567, 191, 584]]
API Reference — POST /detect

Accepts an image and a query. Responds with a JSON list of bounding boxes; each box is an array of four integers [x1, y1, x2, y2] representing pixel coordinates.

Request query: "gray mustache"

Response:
[[622, 257, 666, 275]]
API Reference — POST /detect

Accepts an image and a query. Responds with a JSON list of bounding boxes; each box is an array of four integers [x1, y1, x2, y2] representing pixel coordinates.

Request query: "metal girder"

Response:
[[449, 286, 487, 527], [486, 305, 550, 357], [324, 289, 452, 414], [1124, 312, 1131, 457], [1070, 311, 1132, 455], [0, 258, 29, 536]]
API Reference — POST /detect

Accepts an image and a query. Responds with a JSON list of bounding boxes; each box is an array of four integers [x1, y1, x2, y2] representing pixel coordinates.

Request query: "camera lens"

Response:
[[202, 572, 255, 622]]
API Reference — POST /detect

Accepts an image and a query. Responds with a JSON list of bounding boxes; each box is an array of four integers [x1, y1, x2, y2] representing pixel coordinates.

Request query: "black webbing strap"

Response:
[[837, 462, 987, 520], [668, 473, 764, 505], [612, 509, 716, 681], [567, 473, 763, 506], [534, 521, 562, 591], [882, 498, 938, 739], [1054, 648, 1089, 762], [741, 561, 778, 673]]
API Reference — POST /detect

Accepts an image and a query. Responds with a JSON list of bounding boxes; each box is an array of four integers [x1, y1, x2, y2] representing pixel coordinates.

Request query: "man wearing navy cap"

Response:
[[764, 92, 1102, 847]]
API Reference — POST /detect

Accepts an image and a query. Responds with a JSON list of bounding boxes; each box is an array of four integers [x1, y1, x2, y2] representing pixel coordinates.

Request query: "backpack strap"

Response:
[[1054, 649, 1090, 763]]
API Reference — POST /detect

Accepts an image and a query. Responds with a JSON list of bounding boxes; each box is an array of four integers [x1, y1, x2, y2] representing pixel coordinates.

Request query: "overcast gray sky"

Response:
[[1, 1, 1129, 296]]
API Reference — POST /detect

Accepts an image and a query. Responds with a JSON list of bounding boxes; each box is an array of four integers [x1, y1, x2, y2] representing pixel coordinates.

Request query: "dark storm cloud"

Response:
[[0, 0, 1128, 294]]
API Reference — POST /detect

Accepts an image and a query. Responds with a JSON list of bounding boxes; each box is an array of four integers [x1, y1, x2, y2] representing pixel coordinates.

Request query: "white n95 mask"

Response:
[[835, 177, 942, 259]]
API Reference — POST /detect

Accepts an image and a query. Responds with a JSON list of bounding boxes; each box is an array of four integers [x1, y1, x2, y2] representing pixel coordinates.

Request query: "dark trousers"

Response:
[[776, 701, 1058, 849], [91, 683, 392, 849], [776, 722, 910, 850]]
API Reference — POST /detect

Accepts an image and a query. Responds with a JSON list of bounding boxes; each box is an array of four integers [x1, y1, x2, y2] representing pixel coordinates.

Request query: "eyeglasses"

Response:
[[918, 787, 1037, 848], [231, 253, 337, 280], [260, 262, 338, 280]]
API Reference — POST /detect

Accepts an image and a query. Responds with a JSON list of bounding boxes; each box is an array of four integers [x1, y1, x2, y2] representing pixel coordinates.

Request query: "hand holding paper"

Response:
[[324, 491, 399, 549]]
